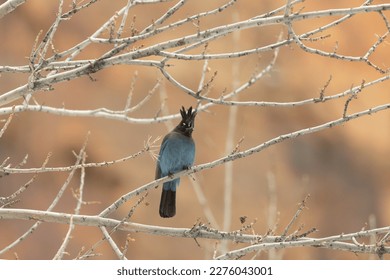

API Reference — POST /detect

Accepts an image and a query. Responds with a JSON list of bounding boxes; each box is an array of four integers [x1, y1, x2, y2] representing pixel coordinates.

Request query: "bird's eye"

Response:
[[182, 122, 187, 126]]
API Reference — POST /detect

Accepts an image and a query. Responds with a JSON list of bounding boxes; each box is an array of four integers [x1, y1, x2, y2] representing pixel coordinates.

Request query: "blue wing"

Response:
[[155, 132, 195, 191]]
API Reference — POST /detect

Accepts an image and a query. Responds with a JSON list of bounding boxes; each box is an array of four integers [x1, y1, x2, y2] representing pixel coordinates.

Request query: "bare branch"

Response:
[[1, 208, 389, 259], [0, 136, 88, 255], [279, 195, 310, 241], [1, 136, 159, 174], [1, 0, 389, 260], [0, 0, 26, 19], [0, 107, 14, 138]]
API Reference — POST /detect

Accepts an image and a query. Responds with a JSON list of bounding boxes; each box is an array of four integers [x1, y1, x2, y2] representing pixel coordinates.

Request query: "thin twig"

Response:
[[0, 135, 89, 256], [280, 195, 310, 241], [1, 136, 159, 174], [53, 150, 88, 260]]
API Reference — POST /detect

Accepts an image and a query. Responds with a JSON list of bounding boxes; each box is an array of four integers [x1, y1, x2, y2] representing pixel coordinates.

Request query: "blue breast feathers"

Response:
[[158, 132, 195, 177]]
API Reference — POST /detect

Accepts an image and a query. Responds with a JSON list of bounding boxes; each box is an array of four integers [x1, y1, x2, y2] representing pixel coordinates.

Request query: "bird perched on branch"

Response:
[[155, 106, 197, 218]]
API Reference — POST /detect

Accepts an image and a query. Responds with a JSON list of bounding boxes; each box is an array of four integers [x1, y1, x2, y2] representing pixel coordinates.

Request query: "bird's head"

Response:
[[177, 106, 197, 136]]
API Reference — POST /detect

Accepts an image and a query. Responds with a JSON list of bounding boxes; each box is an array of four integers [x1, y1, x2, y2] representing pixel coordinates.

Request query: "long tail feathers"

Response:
[[159, 188, 176, 218]]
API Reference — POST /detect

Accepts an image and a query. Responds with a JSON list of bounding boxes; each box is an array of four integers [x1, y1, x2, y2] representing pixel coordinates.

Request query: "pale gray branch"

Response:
[[0, 0, 26, 19], [1, 208, 389, 259], [1, 0, 389, 260], [1, 4, 390, 106]]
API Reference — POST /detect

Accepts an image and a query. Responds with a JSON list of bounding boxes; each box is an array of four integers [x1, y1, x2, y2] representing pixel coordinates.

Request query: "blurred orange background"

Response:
[[0, 0, 389, 259]]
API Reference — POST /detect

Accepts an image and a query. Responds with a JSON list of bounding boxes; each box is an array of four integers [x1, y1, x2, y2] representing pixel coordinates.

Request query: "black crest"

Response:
[[176, 106, 197, 136], [180, 106, 196, 123]]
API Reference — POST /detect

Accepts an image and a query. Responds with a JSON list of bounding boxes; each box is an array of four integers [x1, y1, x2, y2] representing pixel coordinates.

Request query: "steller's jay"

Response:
[[155, 106, 197, 218]]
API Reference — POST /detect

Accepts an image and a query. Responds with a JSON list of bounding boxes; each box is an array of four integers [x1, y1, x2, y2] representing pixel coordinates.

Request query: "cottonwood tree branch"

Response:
[[1, 0, 390, 259], [0, 72, 389, 123], [0, 208, 389, 259], [0, 0, 26, 19], [0, 136, 159, 174], [1, 2, 389, 107], [1, 101, 389, 178], [94, 102, 390, 219], [53, 150, 87, 260], [0, 136, 88, 256], [1, 4, 389, 123]]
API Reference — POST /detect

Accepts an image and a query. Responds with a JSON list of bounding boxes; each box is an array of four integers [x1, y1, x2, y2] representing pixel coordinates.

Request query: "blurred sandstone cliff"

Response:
[[0, 0, 389, 259]]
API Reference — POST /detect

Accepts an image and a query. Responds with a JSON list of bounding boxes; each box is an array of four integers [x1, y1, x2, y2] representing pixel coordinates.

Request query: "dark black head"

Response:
[[175, 106, 197, 136]]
